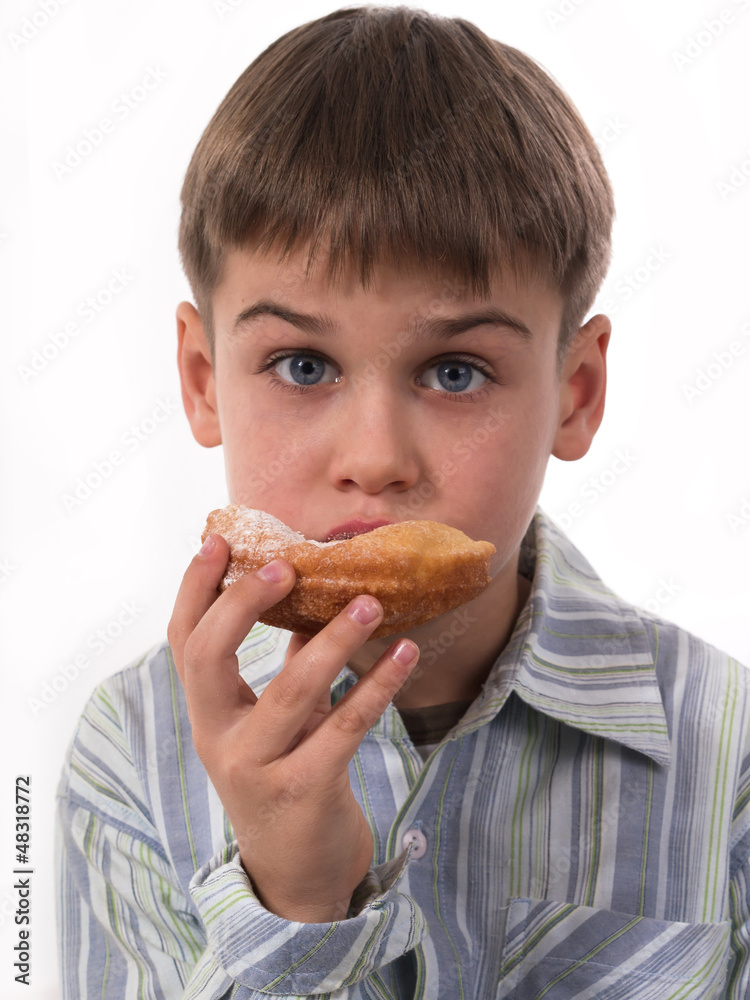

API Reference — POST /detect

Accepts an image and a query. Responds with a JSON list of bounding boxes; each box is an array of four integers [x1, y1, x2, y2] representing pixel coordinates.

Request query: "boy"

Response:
[[56, 5, 750, 998]]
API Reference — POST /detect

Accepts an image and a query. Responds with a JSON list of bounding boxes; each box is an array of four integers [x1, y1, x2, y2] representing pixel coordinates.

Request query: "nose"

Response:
[[328, 385, 420, 496]]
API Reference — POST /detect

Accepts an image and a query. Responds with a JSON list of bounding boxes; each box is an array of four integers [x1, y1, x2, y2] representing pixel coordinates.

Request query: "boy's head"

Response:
[[175, 5, 613, 650], [177, 4, 614, 375]]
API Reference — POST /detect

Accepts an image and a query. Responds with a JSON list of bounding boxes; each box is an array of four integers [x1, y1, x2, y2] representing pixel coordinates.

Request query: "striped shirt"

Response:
[[56, 507, 750, 999]]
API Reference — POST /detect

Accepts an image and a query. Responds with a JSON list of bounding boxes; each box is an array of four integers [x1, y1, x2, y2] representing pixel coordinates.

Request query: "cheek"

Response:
[[219, 397, 329, 508], [458, 399, 556, 536]]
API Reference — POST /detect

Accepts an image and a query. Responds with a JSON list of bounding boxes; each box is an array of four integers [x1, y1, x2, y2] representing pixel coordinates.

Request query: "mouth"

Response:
[[324, 518, 393, 542]]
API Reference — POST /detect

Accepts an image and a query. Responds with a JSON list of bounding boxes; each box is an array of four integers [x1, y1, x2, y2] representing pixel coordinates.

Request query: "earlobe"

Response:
[[551, 313, 611, 462], [175, 301, 222, 448]]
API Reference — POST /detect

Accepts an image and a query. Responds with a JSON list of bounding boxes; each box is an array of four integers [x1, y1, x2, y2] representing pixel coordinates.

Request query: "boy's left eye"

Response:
[[418, 359, 488, 394]]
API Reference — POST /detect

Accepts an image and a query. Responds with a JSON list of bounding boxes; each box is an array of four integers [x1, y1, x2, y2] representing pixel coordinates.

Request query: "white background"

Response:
[[2, 0, 749, 995]]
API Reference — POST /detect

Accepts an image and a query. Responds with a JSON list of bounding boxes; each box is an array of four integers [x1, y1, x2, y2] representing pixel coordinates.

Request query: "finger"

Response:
[[167, 533, 231, 683], [284, 632, 311, 663], [179, 556, 296, 722], [299, 637, 420, 771], [251, 595, 385, 762], [282, 632, 334, 714]]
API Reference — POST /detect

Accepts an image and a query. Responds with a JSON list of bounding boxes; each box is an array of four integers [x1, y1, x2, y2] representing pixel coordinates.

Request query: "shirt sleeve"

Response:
[[726, 821, 750, 997], [187, 843, 424, 997], [56, 681, 426, 1000]]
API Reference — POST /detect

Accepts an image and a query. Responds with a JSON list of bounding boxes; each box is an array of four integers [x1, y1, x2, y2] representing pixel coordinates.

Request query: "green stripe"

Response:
[[429, 746, 465, 999], [532, 916, 642, 998], [265, 922, 339, 989], [528, 651, 653, 679], [583, 743, 602, 907], [413, 944, 427, 999], [703, 659, 738, 922], [638, 759, 654, 914], [500, 903, 577, 976], [510, 708, 540, 898], [543, 629, 633, 640], [368, 968, 396, 999], [662, 928, 730, 999], [354, 753, 379, 858], [100, 929, 110, 1000], [201, 886, 248, 923], [345, 910, 395, 984], [167, 651, 199, 871]]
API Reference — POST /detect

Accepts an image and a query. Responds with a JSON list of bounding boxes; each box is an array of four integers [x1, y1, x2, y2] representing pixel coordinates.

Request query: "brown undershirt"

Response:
[[397, 698, 475, 762]]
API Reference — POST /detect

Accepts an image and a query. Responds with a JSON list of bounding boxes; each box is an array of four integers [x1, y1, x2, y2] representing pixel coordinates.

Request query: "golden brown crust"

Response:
[[202, 505, 496, 639]]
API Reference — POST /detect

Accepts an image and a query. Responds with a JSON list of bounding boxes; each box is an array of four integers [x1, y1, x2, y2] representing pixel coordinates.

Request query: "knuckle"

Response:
[[191, 731, 214, 762], [267, 671, 309, 710], [318, 617, 364, 661], [183, 629, 209, 669], [332, 699, 369, 737], [167, 615, 189, 651], [220, 749, 252, 788], [363, 673, 394, 711], [265, 768, 307, 808]]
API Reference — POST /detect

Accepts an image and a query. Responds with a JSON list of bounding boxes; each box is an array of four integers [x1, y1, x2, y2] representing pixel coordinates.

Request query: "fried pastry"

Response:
[[202, 505, 496, 639]]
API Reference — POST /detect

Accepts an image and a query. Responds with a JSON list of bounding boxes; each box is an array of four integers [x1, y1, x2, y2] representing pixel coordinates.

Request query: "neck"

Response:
[[347, 555, 532, 710]]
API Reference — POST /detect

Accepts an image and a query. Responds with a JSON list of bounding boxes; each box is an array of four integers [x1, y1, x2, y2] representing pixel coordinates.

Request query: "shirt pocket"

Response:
[[496, 897, 730, 1000]]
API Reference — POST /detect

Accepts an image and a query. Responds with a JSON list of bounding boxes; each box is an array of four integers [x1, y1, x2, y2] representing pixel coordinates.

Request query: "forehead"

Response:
[[213, 244, 564, 346]]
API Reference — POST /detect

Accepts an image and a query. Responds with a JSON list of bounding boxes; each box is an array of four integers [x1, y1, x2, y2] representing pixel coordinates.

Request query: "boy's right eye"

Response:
[[268, 353, 341, 386]]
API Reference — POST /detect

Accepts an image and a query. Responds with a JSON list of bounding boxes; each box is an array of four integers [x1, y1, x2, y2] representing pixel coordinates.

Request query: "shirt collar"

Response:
[[467, 507, 671, 766]]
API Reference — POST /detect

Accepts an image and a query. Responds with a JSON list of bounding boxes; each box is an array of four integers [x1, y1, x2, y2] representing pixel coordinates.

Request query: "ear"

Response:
[[176, 301, 222, 447], [551, 313, 611, 462]]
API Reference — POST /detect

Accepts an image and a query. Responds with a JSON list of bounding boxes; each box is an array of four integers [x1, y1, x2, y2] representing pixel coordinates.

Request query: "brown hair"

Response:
[[178, 5, 615, 371]]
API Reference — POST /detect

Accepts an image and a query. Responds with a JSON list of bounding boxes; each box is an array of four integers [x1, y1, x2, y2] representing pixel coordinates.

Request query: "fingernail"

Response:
[[199, 535, 216, 557], [256, 559, 287, 584], [348, 596, 381, 625], [392, 639, 418, 666]]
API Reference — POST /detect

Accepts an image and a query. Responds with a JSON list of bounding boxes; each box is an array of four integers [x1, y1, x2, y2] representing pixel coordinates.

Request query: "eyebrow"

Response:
[[231, 299, 533, 342]]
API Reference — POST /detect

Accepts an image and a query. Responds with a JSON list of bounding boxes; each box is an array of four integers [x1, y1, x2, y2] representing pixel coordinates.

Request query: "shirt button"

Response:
[[401, 828, 427, 859]]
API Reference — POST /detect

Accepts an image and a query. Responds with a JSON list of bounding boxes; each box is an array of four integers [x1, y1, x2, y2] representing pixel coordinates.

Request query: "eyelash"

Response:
[[254, 350, 504, 398]]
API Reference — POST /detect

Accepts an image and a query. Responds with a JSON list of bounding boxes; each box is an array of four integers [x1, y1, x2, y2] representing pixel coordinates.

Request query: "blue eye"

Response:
[[420, 359, 488, 394], [273, 354, 339, 386]]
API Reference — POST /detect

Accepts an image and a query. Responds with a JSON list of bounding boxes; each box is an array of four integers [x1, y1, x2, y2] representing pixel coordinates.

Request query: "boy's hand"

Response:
[[167, 533, 419, 923]]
